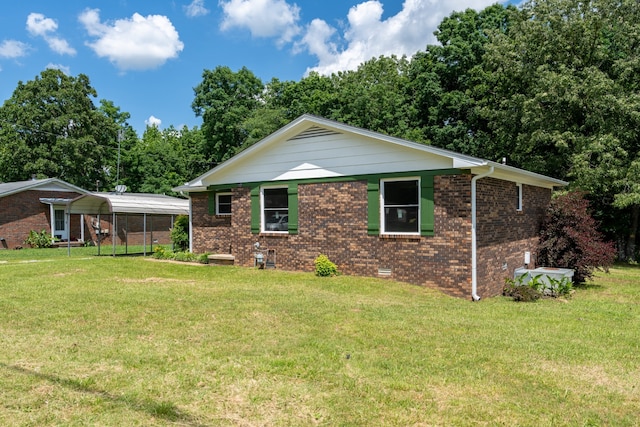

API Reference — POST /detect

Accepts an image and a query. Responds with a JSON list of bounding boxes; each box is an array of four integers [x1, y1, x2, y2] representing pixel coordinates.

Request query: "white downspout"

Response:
[[471, 166, 494, 301]]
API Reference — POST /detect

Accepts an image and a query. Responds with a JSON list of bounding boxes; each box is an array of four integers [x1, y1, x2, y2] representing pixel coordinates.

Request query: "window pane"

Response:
[[264, 211, 289, 231], [384, 180, 418, 205], [264, 188, 288, 208], [55, 210, 65, 230], [384, 206, 419, 233], [217, 194, 231, 214]]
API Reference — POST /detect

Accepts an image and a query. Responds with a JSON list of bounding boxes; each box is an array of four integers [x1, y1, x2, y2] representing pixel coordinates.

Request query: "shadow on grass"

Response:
[[2, 363, 207, 426]]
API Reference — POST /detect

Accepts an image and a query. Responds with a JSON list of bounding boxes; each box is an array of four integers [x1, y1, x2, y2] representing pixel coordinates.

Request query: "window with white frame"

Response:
[[262, 187, 289, 232], [381, 178, 420, 234], [54, 209, 65, 231], [216, 192, 232, 215], [516, 183, 523, 211]]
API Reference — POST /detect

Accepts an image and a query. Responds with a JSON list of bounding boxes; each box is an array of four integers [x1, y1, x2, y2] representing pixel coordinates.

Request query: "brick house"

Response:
[[175, 115, 566, 299], [0, 178, 90, 249]]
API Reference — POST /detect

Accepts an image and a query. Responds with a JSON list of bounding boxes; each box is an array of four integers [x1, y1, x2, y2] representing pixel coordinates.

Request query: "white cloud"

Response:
[[26, 13, 58, 36], [79, 9, 184, 71], [46, 63, 71, 75], [296, 0, 500, 76], [0, 40, 30, 58], [145, 115, 162, 127], [26, 13, 76, 55], [184, 0, 209, 17], [220, 0, 301, 45]]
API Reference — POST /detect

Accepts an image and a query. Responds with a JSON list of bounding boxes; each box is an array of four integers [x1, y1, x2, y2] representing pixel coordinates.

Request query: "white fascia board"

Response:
[[471, 162, 568, 188]]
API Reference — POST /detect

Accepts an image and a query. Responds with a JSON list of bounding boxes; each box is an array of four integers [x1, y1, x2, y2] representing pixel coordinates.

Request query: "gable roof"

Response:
[[0, 178, 90, 198], [175, 114, 567, 192]]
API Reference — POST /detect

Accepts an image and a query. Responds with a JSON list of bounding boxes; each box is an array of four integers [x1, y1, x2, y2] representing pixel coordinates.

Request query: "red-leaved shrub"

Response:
[[537, 191, 616, 284]]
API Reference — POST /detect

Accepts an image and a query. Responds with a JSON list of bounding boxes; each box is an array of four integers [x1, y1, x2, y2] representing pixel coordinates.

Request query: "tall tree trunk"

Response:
[[627, 205, 639, 262]]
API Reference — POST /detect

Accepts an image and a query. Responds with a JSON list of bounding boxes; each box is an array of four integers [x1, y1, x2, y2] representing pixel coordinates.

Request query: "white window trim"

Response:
[[516, 183, 523, 211], [261, 185, 289, 233], [380, 177, 421, 236], [216, 192, 232, 216]]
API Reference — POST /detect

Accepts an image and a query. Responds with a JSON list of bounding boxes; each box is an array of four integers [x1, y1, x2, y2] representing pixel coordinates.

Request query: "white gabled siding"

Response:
[[204, 132, 454, 185]]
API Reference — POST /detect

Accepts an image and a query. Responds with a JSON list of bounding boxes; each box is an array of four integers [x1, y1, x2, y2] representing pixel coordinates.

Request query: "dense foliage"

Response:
[[170, 215, 190, 252], [1, 0, 638, 258], [538, 192, 616, 283]]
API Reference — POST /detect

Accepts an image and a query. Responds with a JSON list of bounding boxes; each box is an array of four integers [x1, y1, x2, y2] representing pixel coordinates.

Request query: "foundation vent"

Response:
[[378, 268, 392, 277]]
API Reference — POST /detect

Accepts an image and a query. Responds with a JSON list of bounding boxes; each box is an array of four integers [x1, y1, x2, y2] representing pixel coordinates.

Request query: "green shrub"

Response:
[[314, 254, 338, 277], [198, 253, 210, 264], [153, 246, 167, 259], [503, 277, 542, 302], [170, 215, 189, 252], [23, 229, 55, 248]]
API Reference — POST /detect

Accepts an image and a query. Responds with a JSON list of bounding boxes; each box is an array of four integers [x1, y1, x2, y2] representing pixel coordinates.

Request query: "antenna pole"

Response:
[[116, 129, 122, 186]]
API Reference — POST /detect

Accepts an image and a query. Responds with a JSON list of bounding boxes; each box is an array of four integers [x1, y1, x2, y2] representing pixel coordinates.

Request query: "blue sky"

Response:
[[1, 0, 509, 135]]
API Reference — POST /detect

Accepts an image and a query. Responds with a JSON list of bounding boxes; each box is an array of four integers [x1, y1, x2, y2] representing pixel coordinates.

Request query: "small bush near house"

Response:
[[152, 246, 209, 264], [537, 191, 616, 284], [503, 277, 542, 302], [314, 254, 338, 277], [23, 229, 55, 248], [170, 215, 189, 252]]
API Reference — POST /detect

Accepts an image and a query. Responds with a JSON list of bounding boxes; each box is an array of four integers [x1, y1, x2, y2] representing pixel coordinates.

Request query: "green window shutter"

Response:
[[250, 186, 260, 234], [208, 192, 216, 215], [420, 175, 434, 236], [367, 179, 380, 235], [287, 183, 299, 234]]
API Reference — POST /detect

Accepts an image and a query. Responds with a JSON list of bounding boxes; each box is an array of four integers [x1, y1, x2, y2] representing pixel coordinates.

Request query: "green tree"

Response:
[[129, 125, 208, 195], [192, 66, 264, 163], [408, 4, 516, 156], [0, 69, 119, 189], [480, 0, 640, 259]]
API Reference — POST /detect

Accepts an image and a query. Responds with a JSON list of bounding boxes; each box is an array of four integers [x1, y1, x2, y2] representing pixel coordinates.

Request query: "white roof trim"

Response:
[[0, 178, 90, 198]]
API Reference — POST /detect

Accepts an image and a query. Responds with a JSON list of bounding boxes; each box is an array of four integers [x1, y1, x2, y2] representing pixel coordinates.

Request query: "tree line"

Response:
[[1, 0, 638, 260]]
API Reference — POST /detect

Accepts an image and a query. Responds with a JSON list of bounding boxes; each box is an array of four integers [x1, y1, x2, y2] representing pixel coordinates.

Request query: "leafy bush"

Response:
[[314, 254, 338, 277], [170, 215, 189, 252], [537, 191, 616, 284], [23, 230, 55, 248], [503, 272, 573, 302], [152, 246, 209, 264], [503, 279, 542, 302]]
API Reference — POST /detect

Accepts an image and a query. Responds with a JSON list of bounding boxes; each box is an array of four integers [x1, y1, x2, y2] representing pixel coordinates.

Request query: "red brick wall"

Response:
[[0, 190, 83, 249], [190, 175, 551, 298], [191, 176, 475, 298], [476, 178, 551, 297]]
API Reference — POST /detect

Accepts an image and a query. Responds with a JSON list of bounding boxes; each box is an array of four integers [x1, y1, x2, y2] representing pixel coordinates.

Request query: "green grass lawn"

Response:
[[1, 249, 639, 426]]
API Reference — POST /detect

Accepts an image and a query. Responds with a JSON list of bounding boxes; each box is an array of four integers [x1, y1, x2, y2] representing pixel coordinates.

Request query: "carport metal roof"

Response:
[[68, 192, 189, 215]]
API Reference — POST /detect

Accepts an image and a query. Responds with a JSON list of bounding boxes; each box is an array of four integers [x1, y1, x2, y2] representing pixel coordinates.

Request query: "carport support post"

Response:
[[125, 214, 128, 255], [97, 214, 101, 256], [143, 213, 147, 256], [171, 215, 175, 251], [150, 215, 153, 254], [112, 212, 116, 256], [66, 203, 71, 257]]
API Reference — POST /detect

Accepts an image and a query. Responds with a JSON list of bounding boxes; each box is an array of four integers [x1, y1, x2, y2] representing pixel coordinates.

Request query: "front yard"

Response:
[[1, 249, 639, 425]]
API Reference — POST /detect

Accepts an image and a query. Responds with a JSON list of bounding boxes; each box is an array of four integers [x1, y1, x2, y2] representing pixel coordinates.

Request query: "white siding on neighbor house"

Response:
[[203, 131, 456, 186]]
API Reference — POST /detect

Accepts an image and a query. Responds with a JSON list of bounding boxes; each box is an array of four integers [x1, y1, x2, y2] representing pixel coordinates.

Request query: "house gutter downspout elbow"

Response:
[[471, 166, 494, 301]]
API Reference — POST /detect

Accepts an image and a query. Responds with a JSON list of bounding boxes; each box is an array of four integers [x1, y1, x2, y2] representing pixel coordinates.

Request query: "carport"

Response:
[[65, 192, 189, 256]]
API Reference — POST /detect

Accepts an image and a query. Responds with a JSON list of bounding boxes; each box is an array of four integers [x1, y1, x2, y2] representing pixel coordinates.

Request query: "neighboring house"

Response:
[[0, 178, 189, 251], [175, 115, 567, 299], [0, 178, 90, 249]]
